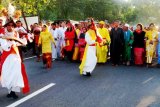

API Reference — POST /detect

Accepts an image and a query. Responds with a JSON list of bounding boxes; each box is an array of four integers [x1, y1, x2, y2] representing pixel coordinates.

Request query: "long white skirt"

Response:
[[1, 54, 24, 93], [83, 46, 97, 74]]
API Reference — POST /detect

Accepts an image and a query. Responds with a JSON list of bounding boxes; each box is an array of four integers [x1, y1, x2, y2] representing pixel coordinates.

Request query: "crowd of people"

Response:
[[0, 16, 160, 99], [35, 20, 160, 76], [29, 20, 160, 69]]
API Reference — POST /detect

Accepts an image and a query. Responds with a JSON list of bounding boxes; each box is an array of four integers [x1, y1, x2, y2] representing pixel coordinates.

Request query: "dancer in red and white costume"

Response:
[[0, 20, 30, 99]]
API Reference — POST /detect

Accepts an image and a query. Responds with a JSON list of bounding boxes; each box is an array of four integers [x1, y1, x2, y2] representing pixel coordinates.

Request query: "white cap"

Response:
[[124, 24, 129, 28]]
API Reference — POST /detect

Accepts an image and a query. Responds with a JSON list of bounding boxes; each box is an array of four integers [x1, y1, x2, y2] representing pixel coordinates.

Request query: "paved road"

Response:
[[1, 58, 160, 107]]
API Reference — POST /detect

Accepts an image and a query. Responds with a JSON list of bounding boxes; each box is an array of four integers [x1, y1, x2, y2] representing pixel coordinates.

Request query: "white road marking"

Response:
[[24, 56, 36, 60], [24, 55, 42, 60], [142, 77, 154, 84], [7, 83, 56, 107]]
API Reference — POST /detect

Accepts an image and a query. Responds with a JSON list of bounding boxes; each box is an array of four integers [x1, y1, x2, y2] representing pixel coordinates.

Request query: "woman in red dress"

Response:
[[64, 23, 76, 61], [133, 24, 146, 65]]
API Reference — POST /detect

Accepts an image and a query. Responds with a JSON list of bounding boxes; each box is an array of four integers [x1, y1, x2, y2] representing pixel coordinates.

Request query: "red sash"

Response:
[[0, 47, 30, 94]]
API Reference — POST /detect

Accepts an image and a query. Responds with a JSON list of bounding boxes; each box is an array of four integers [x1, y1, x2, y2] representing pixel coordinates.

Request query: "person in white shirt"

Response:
[[46, 21, 52, 32], [15, 20, 28, 61], [50, 23, 58, 60], [58, 21, 67, 58]]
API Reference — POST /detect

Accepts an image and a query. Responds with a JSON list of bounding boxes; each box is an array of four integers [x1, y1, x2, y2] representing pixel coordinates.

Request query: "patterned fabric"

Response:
[[145, 30, 158, 64], [42, 53, 52, 68]]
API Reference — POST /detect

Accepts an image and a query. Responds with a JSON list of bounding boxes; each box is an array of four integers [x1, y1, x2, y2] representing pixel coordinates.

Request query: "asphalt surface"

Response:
[[1, 58, 160, 107]]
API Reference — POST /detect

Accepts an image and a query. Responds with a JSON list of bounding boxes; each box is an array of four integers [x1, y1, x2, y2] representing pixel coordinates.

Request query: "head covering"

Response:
[[1, 36, 25, 45], [42, 24, 49, 32], [99, 21, 105, 25], [124, 24, 129, 28], [3, 19, 16, 27]]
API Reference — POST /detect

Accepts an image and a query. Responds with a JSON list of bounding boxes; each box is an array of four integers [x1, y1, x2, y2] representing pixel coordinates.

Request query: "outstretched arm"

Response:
[[49, 33, 56, 48]]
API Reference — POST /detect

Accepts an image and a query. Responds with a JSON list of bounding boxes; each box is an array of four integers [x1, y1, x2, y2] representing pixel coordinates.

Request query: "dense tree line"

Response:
[[1, 0, 160, 24]]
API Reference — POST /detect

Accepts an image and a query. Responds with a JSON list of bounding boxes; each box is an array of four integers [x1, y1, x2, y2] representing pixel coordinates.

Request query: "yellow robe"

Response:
[[97, 28, 110, 63], [79, 29, 97, 75], [38, 31, 55, 54], [145, 30, 158, 63]]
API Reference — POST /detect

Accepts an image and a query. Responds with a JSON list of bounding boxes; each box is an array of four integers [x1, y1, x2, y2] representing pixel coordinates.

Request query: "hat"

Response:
[[124, 24, 129, 28], [1, 36, 25, 45], [99, 21, 105, 25], [3, 19, 16, 27]]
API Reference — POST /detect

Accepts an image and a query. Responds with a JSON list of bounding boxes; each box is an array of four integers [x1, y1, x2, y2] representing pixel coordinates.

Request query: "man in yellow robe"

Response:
[[145, 23, 158, 66], [97, 21, 110, 63]]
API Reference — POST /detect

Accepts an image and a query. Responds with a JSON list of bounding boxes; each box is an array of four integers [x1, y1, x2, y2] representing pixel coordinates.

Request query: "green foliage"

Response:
[[2, 0, 160, 24]]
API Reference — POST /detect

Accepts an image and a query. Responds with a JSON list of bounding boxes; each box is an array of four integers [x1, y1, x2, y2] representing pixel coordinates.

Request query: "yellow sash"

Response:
[[79, 29, 96, 75], [87, 29, 96, 41], [79, 44, 89, 75]]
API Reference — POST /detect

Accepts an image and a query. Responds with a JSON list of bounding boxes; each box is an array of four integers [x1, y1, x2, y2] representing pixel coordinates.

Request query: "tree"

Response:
[[3, 0, 160, 25]]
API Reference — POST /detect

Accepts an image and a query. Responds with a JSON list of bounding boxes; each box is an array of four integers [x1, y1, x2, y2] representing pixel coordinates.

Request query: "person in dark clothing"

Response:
[[110, 20, 124, 66], [133, 24, 145, 65]]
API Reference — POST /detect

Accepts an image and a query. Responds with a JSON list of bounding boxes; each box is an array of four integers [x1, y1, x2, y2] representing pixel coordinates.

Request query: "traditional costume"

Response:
[[97, 21, 110, 63], [38, 25, 56, 68], [0, 20, 29, 99], [79, 29, 99, 76], [64, 26, 76, 61], [133, 30, 145, 65], [78, 32, 86, 61], [145, 29, 158, 64], [122, 24, 134, 65]]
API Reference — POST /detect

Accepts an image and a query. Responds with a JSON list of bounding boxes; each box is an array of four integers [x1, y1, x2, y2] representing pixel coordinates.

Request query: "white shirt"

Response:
[[5, 28, 19, 38], [48, 26, 52, 32], [50, 28, 58, 39], [15, 26, 27, 34], [5, 29, 27, 45], [58, 27, 67, 39]]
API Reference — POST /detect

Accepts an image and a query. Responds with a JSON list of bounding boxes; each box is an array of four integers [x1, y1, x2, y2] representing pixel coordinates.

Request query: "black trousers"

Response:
[[64, 50, 73, 61]]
